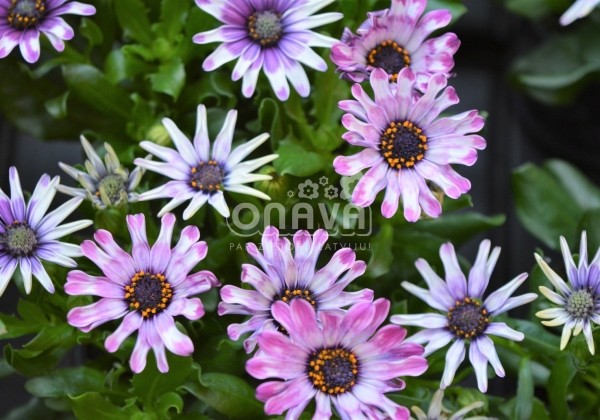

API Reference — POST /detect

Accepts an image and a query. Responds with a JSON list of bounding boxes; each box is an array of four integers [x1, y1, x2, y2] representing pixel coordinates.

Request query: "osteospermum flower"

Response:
[[0, 0, 96, 63], [0, 167, 91, 296], [66, 213, 220, 373], [219, 226, 373, 353], [535, 231, 600, 354], [391, 240, 537, 392], [333, 68, 485, 221], [331, 0, 459, 90], [57, 136, 144, 209], [560, 0, 600, 25], [411, 389, 486, 420], [193, 0, 342, 100], [134, 104, 277, 219], [247, 298, 428, 419]]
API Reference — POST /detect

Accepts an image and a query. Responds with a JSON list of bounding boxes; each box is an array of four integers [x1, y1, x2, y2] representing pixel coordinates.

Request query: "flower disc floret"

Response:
[[7, 0, 46, 29], [307, 347, 358, 395]]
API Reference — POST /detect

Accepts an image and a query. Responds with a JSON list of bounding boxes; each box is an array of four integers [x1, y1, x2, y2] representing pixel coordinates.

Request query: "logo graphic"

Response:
[[226, 175, 372, 237]]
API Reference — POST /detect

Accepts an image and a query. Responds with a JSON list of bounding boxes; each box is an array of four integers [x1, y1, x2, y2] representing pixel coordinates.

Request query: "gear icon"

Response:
[[340, 173, 363, 200], [319, 176, 329, 186], [287, 190, 295, 198], [324, 185, 339, 200], [297, 179, 319, 200]]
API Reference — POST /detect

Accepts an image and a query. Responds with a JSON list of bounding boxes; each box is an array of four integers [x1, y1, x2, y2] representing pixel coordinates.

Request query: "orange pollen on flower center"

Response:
[[380, 120, 428, 169], [125, 271, 173, 318], [307, 348, 359, 395], [367, 40, 411, 82], [447, 297, 490, 339], [7, 0, 46, 29], [190, 160, 224, 193]]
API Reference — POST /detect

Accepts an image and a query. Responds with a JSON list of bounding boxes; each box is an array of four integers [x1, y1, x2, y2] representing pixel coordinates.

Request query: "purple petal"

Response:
[[154, 313, 193, 356], [439, 242, 467, 300], [67, 298, 128, 331], [105, 311, 143, 352], [440, 339, 465, 389]]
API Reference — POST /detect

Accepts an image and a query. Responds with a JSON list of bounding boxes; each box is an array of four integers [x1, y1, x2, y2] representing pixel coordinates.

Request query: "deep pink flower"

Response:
[[333, 68, 486, 221], [219, 226, 373, 353], [247, 298, 428, 419], [331, 0, 459, 91], [66, 213, 220, 373]]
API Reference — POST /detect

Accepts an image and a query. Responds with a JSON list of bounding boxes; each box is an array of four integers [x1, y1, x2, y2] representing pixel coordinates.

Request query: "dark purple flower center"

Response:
[[380, 120, 428, 169], [248, 10, 283, 47], [7, 0, 46, 29], [0, 222, 37, 257], [447, 297, 490, 339], [566, 289, 595, 318], [307, 347, 359, 395], [125, 271, 173, 318], [96, 174, 127, 205], [367, 40, 411, 82], [190, 160, 224, 193]]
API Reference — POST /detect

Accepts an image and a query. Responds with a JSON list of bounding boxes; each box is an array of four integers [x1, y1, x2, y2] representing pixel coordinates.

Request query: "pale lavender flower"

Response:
[[66, 213, 220, 373], [57, 136, 144, 209], [535, 231, 600, 355], [134, 104, 277, 219], [193, 0, 342, 100], [391, 240, 537, 392], [560, 0, 600, 25], [333, 67, 485, 222], [331, 0, 459, 91], [219, 226, 374, 353], [247, 298, 428, 419], [0, 0, 96, 63], [0, 167, 91, 295]]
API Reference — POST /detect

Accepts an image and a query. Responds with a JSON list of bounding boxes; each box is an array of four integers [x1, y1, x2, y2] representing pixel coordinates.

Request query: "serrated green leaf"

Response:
[[158, 0, 190, 41], [183, 372, 264, 419], [148, 59, 186, 99], [114, 0, 153, 45], [70, 392, 142, 420], [274, 140, 330, 177], [62, 64, 133, 119], [25, 367, 106, 398]]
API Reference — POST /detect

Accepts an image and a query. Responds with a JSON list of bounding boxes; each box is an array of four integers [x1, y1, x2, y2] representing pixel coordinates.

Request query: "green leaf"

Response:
[[183, 372, 264, 419], [548, 354, 576, 419], [515, 357, 533, 420], [44, 91, 70, 119], [25, 367, 106, 398], [132, 352, 193, 407], [416, 212, 505, 246], [70, 392, 142, 420], [544, 159, 600, 210], [579, 208, 600, 252], [20, 324, 75, 356], [3, 398, 50, 420], [512, 162, 583, 249], [155, 391, 184, 416], [426, 0, 468, 21], [367, 224, 394, 278], [274, 140, 330, 177], [148, 59, 186, 99], [502, 0, 569, 20], [62, 64, 133, 120], [114, 0, 153, 45], [505, 319, 561, 359], [79, 17, 104, 46], [158, 0, 191, 41]]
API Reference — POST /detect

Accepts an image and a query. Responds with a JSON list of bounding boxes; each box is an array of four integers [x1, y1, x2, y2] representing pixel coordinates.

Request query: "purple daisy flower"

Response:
[[134, 105, 277, 220], [219, 226, 374, 353], [66, 213, 221, 373], [0, 167, 91, 296], [330, 0, 459, 90], [333, 68, 486, 222], [535, 231, 600, 354], [192, 0, 342, 101], [246, 298, 428, 419], [391, 240, 538, 392], [0, 0, 96, 63]]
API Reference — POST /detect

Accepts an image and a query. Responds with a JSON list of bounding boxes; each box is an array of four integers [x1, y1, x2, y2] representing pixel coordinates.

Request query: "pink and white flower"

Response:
[[0, 0, 96, 63], [66, 213, 220, 373], [331, 0, 459, 91], [333, 68, 486, 221], [219, 226, 373, 353], [247, 298, 428, 419], [193, 0, 342, 100]]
